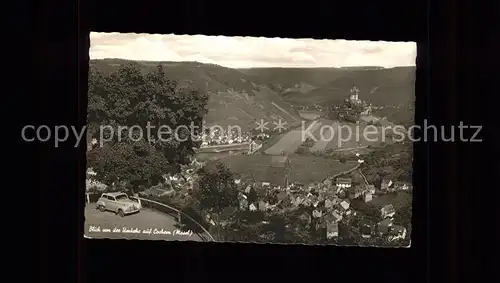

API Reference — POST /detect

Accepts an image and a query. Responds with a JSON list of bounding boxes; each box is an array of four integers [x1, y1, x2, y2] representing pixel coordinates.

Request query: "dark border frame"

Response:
[[78, 7, 429, 282]]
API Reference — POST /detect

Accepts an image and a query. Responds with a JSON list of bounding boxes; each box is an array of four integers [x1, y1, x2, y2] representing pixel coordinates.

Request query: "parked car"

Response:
[[96, 192, 142, 217]]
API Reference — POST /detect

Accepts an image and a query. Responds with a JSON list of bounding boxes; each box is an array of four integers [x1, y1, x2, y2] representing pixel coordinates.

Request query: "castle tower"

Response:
[[350, 86, 359, 101]]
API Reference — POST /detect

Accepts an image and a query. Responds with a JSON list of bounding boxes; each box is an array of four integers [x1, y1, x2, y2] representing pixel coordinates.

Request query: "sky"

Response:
[[90, 32, 417, 69]]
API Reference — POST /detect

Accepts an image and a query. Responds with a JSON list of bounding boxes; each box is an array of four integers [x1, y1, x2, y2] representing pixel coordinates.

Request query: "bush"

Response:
[[304, 138, 316, 148], [295, 147, 308, 154], [238, 210, 265, 224]]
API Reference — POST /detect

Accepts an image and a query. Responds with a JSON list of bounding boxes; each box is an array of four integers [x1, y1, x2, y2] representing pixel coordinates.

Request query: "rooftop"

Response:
[[392, 225, 406, 233], [337, 177, 352, 183], [381, 204, 396, 212], [326, 221, 339, 233]]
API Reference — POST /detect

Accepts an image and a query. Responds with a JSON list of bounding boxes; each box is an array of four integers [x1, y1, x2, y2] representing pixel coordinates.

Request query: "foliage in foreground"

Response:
[[195, 161, 239, 214], [87, 63, 209, 188]]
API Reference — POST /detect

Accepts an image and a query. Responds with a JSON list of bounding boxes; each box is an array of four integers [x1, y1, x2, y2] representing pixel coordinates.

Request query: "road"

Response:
[[359, 168, 369, 185], [84, 203, 202, 241]]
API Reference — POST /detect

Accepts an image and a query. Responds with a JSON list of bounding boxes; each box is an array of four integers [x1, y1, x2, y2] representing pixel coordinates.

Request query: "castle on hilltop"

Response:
[[331, 86, 372, 123], [349, 86, 361, 103]]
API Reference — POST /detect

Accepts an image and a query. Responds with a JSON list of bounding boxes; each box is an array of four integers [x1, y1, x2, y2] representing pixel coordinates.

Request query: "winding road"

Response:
[[359, 169, 369, 185], [84, 203, 202, 241]]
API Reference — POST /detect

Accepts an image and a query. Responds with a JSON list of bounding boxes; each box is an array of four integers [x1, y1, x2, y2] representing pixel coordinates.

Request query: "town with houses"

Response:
[[88, 152, 411, 245], [87, 85, 413, 246], [85, 34, 415, 246]]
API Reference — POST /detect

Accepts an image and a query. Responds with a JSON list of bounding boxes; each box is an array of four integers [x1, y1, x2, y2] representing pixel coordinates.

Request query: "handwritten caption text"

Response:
[[88, 226, 194, 237]]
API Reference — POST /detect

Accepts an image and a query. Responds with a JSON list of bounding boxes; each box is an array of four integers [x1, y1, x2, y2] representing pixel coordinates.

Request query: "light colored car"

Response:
[[96, 192, 142, 217]]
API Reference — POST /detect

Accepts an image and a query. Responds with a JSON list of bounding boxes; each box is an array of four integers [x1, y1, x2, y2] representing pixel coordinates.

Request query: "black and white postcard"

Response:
[[85, 32, 416, 246]]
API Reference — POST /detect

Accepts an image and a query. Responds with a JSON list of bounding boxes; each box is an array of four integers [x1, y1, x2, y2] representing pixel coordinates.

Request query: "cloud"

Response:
[[90, 32, 416, 68]]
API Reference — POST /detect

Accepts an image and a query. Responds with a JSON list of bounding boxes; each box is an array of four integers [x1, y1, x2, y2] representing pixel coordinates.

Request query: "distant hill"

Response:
[[239, 67, 349, 91], [89, 60, 415, 130], [241, 66, 416, 107], [90, 59, 301, 132]]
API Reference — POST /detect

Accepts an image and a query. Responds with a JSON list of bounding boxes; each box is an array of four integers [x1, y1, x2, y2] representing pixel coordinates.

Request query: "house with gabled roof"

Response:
[[331, 210, 343, 222], [312, 209, 323, 218], [381, 178, 393, 191], [324, 198, 334, 209], [291, 195, 303, 207], [248, 203, 256, 211], [349, 185, 364, 199], [339, 200, 350, 211], [394, 181, 410, 191], [239, 198, 249, 210], [336, 177, 352, 189], [326, 220, 339, 239], [388, 225, 407, 241], [381, 204, 396, 218], [364, 193, 373, 203]]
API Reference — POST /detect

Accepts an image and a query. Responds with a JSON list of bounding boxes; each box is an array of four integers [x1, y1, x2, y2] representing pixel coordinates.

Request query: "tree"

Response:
[[247, 187, 258, 204], [394, 205, 412, 226], [195, 161, 239, 214], [87, 63, 209, 190], [87, 140, 171, 189]]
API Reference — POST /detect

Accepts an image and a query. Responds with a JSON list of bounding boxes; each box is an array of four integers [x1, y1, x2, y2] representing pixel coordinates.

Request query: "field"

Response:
[[218, 154, 359, 185], [264, 120, 321, 155], [309, 120, 339, 152], [298, 111, 322, 120], [321, 121, 388, 151], [257, 133, 285, 153], [196, 151, 237, 161], [261, 118, 389, 155]]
